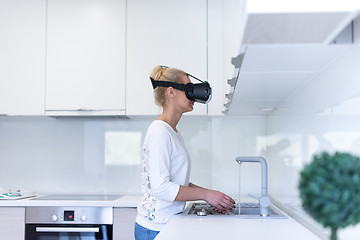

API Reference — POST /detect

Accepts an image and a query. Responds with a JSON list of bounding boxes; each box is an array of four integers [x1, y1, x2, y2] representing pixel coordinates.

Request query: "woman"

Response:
[[135, 66, 235, 240]]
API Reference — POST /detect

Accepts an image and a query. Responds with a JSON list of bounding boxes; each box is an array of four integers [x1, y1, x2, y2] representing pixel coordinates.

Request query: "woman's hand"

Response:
[[175, 183, 235, 214], [205, 190, 235, 214]]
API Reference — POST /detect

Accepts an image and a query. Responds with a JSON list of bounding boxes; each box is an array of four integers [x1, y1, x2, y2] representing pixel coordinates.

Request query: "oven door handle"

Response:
[[36, 227, 100, 233]]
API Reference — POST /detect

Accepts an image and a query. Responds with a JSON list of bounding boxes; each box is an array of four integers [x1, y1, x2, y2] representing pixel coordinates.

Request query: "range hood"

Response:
[[224, 7, 360, 116], [241, 12, 357, 45]]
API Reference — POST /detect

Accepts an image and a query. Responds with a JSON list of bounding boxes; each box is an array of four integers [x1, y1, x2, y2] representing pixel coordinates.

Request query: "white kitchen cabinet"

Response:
[[126, 0, 208, 115], [113, 207, 137, 240], [0, 0, 46, 115], [46, 0, 126, 116], [207, 0, 223, 116], [0, 207, 25, 240]]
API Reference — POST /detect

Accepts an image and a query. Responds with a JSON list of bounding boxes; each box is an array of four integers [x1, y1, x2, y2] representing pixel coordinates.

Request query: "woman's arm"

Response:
[[174, 183, 235, 212]]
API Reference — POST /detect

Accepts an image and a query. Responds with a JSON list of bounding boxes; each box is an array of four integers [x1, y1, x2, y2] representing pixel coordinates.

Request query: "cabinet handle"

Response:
[[76, 108, 96, 111]]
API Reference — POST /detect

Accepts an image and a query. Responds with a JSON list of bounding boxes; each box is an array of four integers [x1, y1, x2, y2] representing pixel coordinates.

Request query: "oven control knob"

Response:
[[81, 215, 87, 222], [51, 215, 58, 222]]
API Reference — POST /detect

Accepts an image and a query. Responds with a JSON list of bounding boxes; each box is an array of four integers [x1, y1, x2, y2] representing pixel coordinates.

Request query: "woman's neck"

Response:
[[157, 108, 182, 132]]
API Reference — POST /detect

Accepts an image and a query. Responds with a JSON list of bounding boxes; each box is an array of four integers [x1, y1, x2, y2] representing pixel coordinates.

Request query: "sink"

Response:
[[233, 203, 285, 218], [182, 202, 287, 219], [182, 157, 288, 219]]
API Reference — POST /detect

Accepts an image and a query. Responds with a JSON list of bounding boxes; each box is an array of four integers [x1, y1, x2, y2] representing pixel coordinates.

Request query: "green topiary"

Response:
[[299, 152, 360, 240]]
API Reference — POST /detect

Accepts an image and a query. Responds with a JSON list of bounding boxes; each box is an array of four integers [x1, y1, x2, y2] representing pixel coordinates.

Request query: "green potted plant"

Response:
[[299, 152, 360, 240]]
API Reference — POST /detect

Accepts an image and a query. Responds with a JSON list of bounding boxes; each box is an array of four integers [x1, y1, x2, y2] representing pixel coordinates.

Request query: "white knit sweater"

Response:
[[136, 120, 191, 231]]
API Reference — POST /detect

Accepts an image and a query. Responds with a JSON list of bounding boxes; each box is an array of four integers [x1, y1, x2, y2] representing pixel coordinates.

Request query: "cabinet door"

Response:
[[113, 207, 137, 240], [127, 0, 208, 115], [0, 0, 46, 115], [46, 0, 126, 115], [0, 207, 25, 240]]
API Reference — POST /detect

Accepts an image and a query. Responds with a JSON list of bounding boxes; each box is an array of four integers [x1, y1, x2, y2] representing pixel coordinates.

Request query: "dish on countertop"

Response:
[[0, 190, 37, 200]]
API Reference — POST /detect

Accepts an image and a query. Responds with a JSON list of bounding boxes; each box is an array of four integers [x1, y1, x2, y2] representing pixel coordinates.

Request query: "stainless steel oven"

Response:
[[25, 206, 113, 240]]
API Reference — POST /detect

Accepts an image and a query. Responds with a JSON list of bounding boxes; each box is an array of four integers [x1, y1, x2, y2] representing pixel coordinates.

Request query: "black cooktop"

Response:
[[31, 194, 123, 201]]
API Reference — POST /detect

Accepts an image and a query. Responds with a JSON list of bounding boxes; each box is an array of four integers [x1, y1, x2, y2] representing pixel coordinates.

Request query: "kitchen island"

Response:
[[155, 202, 320, 240]]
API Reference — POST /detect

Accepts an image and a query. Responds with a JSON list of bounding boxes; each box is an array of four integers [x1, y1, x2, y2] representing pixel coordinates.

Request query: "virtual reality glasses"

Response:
[[150, 66, 212, 104]]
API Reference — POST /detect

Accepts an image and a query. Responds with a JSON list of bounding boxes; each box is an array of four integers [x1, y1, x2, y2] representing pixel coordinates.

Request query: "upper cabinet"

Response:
[[126, 0, 208, 115], [0, 0, 46, 115], [0, 0, 228, 116], [45, 0, 126, 116]]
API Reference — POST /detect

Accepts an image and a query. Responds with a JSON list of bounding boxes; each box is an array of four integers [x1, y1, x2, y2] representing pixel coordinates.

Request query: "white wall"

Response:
[[0, 115, 267, 197], [265, 115, 360, 197], [1, 114, 360, 200]]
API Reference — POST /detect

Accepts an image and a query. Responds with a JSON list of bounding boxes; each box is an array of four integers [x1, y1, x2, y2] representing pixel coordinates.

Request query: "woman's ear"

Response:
[[166, 87, 175, 99]]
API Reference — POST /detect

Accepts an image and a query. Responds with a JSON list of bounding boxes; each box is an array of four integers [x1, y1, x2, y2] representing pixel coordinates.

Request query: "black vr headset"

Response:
[[150, 66, 212, 104]]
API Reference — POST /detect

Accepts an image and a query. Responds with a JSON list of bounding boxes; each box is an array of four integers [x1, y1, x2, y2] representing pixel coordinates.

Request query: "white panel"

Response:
[[207, 0, 224, 115], [113, 208, 137, 240], [126, 0, 207, 115], [354, 16, 360, 44], [227, 45, 349, 115], [241, 45, 347, 72], [0, 0, 46, 115], [278, 45, 360, 115], [235, 72, 315, 101], [0, 207, 25, 239], [228, 100, 282, 115], [46, 0, 126, 111]]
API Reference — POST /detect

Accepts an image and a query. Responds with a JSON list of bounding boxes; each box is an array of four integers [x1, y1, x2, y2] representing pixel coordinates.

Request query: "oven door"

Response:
[[25, 224, 112, 240]]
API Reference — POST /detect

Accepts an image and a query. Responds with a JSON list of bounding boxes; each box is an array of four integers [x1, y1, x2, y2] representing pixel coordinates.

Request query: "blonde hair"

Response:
[[150, 65, 187, 107]]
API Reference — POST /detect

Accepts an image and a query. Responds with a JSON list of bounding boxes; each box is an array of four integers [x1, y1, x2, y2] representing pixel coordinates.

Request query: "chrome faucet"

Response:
[[236, 156, 270, 216]]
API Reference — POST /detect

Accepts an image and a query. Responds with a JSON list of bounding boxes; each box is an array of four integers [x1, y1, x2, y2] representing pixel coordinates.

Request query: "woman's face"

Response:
[[174, 74, 194, 113]]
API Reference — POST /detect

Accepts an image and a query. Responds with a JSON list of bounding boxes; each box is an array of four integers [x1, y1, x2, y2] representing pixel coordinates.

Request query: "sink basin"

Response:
[[182, 202, 287, 219]]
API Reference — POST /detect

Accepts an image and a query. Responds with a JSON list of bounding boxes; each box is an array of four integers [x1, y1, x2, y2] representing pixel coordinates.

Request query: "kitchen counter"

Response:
[[271, 196, 360, 240], [155, 207, 320, 240], [0, 194, 141, 207], [155, 197, 321, 240], [3, 194, 359, 240]]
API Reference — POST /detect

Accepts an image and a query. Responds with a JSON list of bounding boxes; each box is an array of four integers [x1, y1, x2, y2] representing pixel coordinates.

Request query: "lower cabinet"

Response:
[[113, 207, 137, 240], [0, 207, 25, 240]]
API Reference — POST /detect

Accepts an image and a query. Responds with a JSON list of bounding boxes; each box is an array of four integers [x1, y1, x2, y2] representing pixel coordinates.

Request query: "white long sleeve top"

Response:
[[136, 120, 191, 231]]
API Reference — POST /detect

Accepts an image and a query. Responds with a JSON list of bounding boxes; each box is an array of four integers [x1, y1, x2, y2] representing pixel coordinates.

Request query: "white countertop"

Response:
[[155, 210, 320, 240], [154, 197, 320, 240], [0, 194, 141, 207], [271, 196, 360, 240]]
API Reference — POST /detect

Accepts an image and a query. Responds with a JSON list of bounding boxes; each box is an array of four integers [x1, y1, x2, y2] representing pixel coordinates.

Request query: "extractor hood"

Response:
[[241, 12, 357, 45], [224, 44, 350, 116], [224, 8, 360, 116]]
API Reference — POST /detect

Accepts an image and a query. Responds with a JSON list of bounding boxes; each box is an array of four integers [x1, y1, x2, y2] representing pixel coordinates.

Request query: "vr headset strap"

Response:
[[150, 77, 187, 91]]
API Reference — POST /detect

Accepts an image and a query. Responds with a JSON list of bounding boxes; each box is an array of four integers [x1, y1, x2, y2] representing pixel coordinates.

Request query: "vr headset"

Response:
[[150, 66, 212, 104]]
